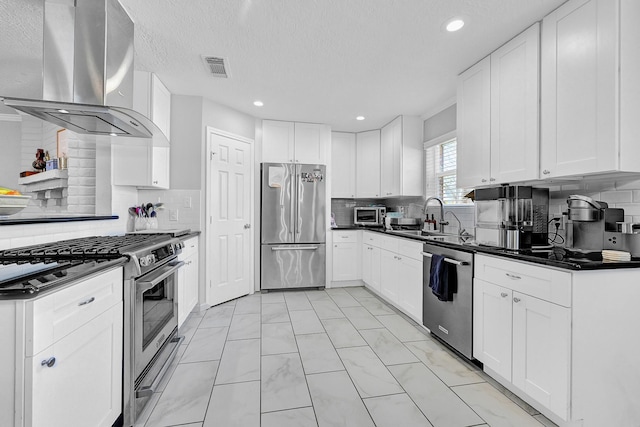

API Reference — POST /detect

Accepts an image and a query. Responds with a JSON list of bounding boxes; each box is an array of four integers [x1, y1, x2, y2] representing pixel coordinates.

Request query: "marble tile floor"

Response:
[[136, 286, 557, 427]]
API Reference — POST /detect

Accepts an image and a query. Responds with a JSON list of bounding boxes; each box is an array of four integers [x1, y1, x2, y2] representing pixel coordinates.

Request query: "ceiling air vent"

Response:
[[202, 56, 230, 78]]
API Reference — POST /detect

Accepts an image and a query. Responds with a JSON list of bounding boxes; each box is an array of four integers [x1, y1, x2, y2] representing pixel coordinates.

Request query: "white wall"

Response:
[[0, 116, 22, 187], [170, 96, 203, 190]]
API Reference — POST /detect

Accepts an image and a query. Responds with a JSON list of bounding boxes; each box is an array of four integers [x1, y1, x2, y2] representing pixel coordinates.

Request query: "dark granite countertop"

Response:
[[333, 226, 640, 270], [0, 215, 119, 225]]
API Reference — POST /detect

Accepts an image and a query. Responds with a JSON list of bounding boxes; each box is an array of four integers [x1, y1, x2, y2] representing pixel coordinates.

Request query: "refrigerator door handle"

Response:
[[290, 168, 296, 235], [295, 171, 301, 237], [271, 246, 319, 251]]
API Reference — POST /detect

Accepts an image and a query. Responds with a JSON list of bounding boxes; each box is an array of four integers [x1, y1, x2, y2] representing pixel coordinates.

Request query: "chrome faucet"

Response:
[[444, 210, 468, 236], [423, 197, 446, 232]]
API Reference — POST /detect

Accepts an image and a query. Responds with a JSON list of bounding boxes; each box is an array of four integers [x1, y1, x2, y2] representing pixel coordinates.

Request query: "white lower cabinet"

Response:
[[178, 236, 199, 328], [473, 279, 513, 380], [396, 255, 422, 322], [331, 230, 359, 283], [361, 243, 381, 293], [365, 233, 423, 322], [26, 303, 123, 427], [474, 255, 571, 422], [512, 291, 570, 418], [380, 249, 399, 302], [0, 266, 125, 427]]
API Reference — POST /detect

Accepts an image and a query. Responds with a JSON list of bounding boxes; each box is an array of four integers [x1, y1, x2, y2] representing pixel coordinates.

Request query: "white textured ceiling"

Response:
[[1, 0, 567, 131]]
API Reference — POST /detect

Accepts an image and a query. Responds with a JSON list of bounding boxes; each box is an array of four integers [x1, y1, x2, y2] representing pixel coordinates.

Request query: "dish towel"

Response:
[[429, 255, 456, 301]]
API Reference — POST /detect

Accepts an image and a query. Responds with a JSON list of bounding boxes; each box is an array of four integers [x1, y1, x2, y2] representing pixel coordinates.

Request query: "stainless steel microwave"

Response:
[[354, 206, 386, 226]]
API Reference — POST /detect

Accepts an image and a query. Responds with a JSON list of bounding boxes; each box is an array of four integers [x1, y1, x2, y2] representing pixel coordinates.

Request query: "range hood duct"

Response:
[[1, 0, 165, 141]]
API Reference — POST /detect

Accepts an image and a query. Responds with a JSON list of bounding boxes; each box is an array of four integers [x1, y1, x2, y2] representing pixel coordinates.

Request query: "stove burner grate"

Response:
[[0, 234, 170, 265]]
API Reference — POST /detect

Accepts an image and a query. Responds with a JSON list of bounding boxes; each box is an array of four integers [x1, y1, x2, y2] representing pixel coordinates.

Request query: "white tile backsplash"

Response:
[[136, 189, 202, 233]]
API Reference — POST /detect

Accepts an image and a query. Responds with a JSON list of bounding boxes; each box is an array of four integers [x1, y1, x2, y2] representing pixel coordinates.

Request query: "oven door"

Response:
[[134, 260, 184, 377]]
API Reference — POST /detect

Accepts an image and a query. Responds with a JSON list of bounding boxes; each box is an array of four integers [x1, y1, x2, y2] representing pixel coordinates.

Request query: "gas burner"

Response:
[[0, 234, 183, 297], [0, 234, 171, 265]]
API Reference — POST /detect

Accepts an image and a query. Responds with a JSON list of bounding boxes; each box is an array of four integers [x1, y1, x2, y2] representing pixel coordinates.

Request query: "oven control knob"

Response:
[[139, 254, 155, 267]]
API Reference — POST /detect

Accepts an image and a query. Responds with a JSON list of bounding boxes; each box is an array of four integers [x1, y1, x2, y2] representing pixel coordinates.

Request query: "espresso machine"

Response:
[[474, 185, 549, 250], [566, 195, 624, 252]]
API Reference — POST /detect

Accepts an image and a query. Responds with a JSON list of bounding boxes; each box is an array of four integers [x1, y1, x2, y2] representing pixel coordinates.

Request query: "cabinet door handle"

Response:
[[500, 292, 508, 298], [481, 179, 487, 183], [543, 170, 551, 175], [489, 178, 496, 182], [513, 297, 521, 303], [41, 357, 56, 368], [341, 236, 349, 239], [505, 273, 521, 280], [78, 296, 95, 306]]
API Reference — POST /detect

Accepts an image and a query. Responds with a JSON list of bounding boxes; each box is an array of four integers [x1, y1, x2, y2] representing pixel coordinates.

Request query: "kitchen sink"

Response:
[[388, 229, 473, 244], [389, 229, 460, 238], [389, 229, 424, 236]]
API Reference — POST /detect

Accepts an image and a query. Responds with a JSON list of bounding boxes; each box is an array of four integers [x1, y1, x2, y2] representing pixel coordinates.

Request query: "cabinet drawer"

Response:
[[475, 255, 571, 307], [396, 239, 423, 261], [379, 234, 399, 253], [362, 231, 382, 247], [27, 267, 123, 356], [333, 230, 358, 243]]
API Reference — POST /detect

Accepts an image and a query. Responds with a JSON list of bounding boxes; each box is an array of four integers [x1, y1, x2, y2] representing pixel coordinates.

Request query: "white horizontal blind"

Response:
[[425, 138, 471, 204]]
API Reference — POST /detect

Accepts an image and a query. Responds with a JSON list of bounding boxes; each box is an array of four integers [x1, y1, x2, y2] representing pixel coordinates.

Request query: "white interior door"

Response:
[[206, 128, 254, 306]]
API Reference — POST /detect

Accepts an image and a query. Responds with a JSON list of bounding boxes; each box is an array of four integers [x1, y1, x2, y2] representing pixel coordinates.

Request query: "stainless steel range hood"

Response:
[[1, 0, 167, 143], [2, 96, 154, 138]]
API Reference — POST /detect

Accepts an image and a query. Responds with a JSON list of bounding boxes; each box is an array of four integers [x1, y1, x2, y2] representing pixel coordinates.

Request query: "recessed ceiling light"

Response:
[[253, 100, 264, 107], [356, 116, 365, 121], [57, 109, 69, 114], [446, 18, 465, 32]]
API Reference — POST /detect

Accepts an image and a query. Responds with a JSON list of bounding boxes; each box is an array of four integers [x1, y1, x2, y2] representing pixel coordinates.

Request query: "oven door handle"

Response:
[[421, 252, 469, 266], [138, 260, 185, 292]]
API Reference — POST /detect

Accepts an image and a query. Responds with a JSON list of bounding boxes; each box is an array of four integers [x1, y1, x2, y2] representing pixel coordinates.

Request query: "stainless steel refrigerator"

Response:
[[261, 163, 326, 290]]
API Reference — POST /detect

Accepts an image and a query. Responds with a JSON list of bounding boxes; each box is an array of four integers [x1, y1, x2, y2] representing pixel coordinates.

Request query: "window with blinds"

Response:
[[425, 138, 471, 204]]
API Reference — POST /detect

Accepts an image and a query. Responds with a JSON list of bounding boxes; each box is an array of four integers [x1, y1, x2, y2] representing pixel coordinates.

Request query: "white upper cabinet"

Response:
[[356, 129, 381, 198], [262, 120, 295, 163], [331, 132, 356, 198], [458, 23, 540, 188], [541, 0, 640, 178], [295, 122, 326, 163], [113, 71, 171, 189], [457, 57, 492, 188], [380, 116, 423, 197], [134, 71, 171, 140], [262, 120, 328, 164], [112, 144, 170, 189], [490, 23, 540, 184]]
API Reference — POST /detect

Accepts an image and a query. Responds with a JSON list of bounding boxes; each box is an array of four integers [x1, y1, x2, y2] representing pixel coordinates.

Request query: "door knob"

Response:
[[244, 224, 251, 229]]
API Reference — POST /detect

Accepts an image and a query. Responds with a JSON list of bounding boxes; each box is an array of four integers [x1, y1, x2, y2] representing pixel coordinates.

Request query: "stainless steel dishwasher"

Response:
[[422, 242, 475, 360]]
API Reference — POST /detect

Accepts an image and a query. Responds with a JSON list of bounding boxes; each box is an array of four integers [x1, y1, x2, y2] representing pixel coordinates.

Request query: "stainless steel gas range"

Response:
[[0, 234, 185, 426]]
